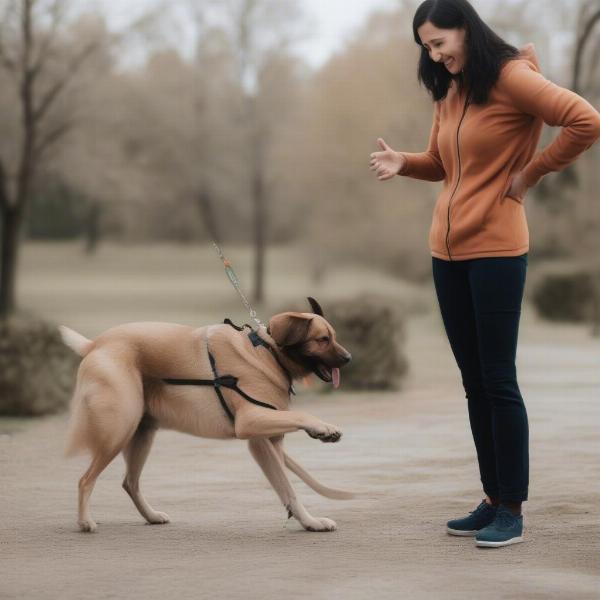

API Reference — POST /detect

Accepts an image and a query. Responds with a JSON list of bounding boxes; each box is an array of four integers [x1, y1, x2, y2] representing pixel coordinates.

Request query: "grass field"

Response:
[[16, 241, 431, 335]]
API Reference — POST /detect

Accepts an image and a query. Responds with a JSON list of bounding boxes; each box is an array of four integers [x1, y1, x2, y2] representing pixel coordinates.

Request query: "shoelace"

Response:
[[494, 508, 517, 528], [471, 501, 492, 516]]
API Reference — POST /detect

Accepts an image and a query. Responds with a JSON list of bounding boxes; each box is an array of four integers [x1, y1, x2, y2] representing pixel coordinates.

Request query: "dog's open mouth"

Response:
[[315, 364, 341, 389]]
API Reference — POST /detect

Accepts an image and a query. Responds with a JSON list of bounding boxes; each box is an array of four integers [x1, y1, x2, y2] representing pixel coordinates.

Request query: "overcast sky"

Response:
[[293, 0, 400, 66], [92, 0, 400, 68], [88, 0, 573, 78]]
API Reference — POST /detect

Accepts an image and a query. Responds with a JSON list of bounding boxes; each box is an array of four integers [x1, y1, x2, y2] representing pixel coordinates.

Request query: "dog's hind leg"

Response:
[[248, 438, 337, 532], [122, 416, 170, 525], [75, 364, 145, 532], [78, 446, 123, 532]]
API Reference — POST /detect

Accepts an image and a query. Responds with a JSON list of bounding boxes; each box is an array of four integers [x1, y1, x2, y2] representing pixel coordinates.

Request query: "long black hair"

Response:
[[413, 0, 520, 104]]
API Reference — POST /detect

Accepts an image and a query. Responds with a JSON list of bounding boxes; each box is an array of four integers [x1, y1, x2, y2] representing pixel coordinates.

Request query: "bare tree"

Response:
[[185, 0, 304, 303], [571, 0, 600, 335], [572, 0, 600, 94], [0, 0, 103, 318]]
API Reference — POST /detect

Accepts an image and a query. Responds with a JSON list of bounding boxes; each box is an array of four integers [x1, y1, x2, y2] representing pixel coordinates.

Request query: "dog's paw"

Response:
[[306, 423, 342, 443], [78, 519, 98, 533], [147, 511, 170, 525], [305, 517, 337, 532]]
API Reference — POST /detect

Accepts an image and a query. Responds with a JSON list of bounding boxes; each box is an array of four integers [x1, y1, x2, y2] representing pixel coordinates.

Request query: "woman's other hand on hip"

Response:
[[506, 171, 529, 201]]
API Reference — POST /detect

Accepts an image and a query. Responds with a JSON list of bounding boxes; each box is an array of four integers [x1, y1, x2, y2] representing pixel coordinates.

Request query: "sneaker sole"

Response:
[[476, 536, 524, 547], [447, 527, 478, 537]]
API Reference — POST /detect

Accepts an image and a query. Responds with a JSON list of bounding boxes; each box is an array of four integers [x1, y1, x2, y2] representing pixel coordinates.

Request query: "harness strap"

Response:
[[224, 319, 295, 396], [224, 318, 251, 331], [163, 349, 278, 424], [206, 351, 236, 423]]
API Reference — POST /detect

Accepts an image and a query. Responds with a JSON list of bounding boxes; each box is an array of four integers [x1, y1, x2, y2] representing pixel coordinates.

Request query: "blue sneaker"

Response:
[[446, 500, 497, 536], [476, 505, 524, 547]]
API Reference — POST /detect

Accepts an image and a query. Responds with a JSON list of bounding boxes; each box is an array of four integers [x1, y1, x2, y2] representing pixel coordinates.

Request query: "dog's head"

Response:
[[268, 297, 351, 388]]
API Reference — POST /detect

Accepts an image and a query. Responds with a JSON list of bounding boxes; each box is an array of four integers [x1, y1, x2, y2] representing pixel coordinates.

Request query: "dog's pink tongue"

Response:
[[332, 368, 340, 389]]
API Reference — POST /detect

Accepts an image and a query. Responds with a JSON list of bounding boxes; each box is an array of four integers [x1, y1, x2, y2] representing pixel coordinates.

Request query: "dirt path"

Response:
[[1, 309, 599, 599]]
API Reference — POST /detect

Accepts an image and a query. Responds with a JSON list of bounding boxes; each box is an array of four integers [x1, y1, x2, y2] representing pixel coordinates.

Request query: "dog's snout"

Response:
[[342, 352, 352, 365]]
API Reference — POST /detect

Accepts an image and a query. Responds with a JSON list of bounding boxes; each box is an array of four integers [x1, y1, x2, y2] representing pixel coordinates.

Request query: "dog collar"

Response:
[[224, 319, 296, 396]]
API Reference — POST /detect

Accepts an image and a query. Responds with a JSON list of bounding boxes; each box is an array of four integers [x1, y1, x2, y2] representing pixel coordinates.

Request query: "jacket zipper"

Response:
[[445, 94, 470, 261]]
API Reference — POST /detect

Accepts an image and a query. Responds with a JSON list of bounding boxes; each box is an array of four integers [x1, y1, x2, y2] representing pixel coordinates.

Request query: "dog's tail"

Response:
[[64, 394, 89, 458], [283, 451, 355, 500], [59, 326, 93, 457], [59, 325, 93, 358]]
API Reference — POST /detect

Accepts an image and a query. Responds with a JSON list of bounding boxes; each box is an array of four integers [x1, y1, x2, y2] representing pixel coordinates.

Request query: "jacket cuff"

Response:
[[521, 158, 544, 187], [397, 153, 409, 176]]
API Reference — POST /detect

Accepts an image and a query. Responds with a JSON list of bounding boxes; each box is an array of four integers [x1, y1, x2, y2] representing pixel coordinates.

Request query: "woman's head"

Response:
[[413, 0, 519, 104]]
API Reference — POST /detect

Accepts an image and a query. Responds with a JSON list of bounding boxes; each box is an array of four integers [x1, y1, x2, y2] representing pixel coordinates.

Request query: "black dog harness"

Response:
[[162, 320, 294, 424]]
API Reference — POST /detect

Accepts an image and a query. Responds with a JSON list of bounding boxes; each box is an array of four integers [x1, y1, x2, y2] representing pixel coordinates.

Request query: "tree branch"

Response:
[[32, 38, 99, 123], [30, 0, 68, 78], [0, 158, 9, 212], [572, 6, 600, 93], [34, 118, 73, 160], [0, 0, 19, 74]]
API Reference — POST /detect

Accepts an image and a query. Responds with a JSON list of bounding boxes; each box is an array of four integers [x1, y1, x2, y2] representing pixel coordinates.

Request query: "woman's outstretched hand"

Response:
[[370, 138, 406, 181]]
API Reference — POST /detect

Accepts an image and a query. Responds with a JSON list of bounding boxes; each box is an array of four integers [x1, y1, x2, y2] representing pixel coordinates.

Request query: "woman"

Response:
[[370, 0, 600, 548]]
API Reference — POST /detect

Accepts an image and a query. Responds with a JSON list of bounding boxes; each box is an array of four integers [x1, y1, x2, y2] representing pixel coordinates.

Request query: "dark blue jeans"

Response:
[[432, 254, 528, 503]]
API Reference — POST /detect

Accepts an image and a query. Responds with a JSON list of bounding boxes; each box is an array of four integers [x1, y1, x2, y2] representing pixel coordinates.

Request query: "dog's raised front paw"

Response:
[[147, 511, 170, 525], [78, 519, 98, 533], [306, 423, 342, 443], [305, 517, 337, 532]]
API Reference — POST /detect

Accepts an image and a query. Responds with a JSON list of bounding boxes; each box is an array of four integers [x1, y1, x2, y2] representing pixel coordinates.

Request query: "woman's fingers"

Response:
[[371, 141, 396, 181], [377, 137, 390, 151]]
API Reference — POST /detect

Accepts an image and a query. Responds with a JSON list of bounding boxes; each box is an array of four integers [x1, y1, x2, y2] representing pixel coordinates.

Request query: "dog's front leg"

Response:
[[247, 438, 336, 532], [235, 406, 342, 442]]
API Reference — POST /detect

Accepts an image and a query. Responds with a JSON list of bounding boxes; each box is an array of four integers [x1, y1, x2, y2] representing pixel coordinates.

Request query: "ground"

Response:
[[1, 243, 599, 599]]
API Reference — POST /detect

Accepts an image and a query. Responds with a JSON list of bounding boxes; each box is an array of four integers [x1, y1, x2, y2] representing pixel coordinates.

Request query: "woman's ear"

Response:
[[268, 313, 313, 347]]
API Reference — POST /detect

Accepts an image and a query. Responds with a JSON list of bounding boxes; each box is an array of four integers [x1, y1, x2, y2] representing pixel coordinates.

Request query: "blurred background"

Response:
[[1, 0, 600, 416]]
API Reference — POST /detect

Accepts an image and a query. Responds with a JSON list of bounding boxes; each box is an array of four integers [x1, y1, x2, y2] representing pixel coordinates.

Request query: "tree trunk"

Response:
[[0, 207, 23, 319], [196, 187, 221, 244], [84, 201, 102, 255], [252, 157, 266, 304]]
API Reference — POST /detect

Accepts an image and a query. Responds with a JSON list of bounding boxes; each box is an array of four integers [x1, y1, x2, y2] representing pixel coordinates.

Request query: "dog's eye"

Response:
[[317, 336, 330, 344]]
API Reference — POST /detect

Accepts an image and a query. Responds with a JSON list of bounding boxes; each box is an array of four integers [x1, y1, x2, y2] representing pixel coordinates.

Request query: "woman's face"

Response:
[[417, 21, 467, 75]]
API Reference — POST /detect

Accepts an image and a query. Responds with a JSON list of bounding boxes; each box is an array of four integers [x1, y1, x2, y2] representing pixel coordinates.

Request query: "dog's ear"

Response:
[[269, 313, 313, 347], [307, 297, 324, 317]]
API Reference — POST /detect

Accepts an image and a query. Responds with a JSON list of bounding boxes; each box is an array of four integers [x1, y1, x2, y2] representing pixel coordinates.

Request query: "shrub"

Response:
[[324, 295, 408, 391], [531, 267, 599, 322], [0, 316, 79, 416]]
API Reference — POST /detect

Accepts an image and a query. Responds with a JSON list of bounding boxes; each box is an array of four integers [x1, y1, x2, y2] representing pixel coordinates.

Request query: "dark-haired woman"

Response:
[[370, 0, 600, 548]]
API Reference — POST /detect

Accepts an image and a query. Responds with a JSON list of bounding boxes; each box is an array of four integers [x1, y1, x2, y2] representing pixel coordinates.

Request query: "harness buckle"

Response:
[[214, 375, 238, 389]]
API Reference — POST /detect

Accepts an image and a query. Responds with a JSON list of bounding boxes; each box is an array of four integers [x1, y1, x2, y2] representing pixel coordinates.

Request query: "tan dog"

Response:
[[60, 297, 353, 533]]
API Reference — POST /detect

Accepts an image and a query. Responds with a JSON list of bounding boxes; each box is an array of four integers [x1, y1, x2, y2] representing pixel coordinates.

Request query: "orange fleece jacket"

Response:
[[399, 44, 600, 261]]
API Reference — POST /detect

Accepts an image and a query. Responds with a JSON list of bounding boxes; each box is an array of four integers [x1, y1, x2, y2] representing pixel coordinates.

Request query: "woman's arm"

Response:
[[502, 61, 600, 187], [398, 101, 446, 182]]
